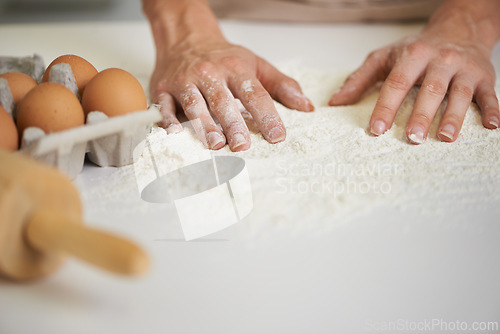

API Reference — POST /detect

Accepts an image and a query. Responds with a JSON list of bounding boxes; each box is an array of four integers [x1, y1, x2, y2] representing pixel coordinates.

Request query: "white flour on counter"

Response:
[[77, 67, 500, 235]]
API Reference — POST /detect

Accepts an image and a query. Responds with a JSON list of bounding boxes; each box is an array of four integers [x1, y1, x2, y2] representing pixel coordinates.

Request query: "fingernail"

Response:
[[408, 126, 426, 144], [371, 120, 386, 136], [165, 123, 183, 134], [489, 116, 499, 128], [439, 124, 455, 141], [229, 133, 247, 150], [269, 126, 286, 143], [207, 131, 225, 149]]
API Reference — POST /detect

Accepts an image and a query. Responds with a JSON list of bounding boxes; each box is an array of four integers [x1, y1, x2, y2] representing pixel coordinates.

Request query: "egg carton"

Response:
[[0, 77, 14, 117], [0, 54, 45, 82], [20, 106, 162, 179], [0, 54, 45, 118], [0, 53, 162, 178]]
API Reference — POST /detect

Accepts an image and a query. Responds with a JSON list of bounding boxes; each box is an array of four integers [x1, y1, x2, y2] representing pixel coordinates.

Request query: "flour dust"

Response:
[[77, 67, 500, 237]]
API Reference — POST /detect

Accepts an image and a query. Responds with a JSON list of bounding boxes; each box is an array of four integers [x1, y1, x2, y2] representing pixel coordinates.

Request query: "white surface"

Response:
[[1, 20, 500, 334]]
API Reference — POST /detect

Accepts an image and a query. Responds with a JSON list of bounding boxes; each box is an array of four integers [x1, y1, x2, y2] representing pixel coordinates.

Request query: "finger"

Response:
[[369, 59, 427, 136], [150, 78, 183, 134], [198, 80, 250, 152], [257, 58, 314, 112], [406, 64, 454, 144], [175, 83, 226, 150], [329, 49, 389, 106], [156, 92, 183, 134], [436, 76, 475, 142], [475, 81, 500, 130], [229, 76, 285, 144]]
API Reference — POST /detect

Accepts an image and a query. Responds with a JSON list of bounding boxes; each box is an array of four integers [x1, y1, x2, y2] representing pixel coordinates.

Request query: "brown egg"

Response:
[[0, 105, 18, 151], [81, 68, 147, 117], [16, 82, 85, 136], [42, 54, 98, 95], [0, 72, 38, 105]]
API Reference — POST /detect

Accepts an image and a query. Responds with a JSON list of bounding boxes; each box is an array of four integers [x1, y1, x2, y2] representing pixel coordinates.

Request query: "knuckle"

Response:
[[412, 112, 434, 125], [443, 113, 462, 126], [374, 100, 396, 119], [450, 84, 473, 100], [249, 88, 270, 101], [260, 113, 281, 127], [405, 41, 430, 57], [238, 78, 255, 96], [438, 48, 460, 64], [221, 56, 247, 73], [240, 81, 268, 103], [225, 119, 243, 132], [385, 72, 412, 91], [421, 80, 447, 97], [209, 90, 229, 104], [192, 61, 216, 77], [179, 82, 201, 105], [180, 92, 199, 109]]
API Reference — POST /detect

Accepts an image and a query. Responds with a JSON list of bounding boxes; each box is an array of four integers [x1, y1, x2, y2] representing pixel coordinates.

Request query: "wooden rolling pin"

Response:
[[0, 149, 149, 281]]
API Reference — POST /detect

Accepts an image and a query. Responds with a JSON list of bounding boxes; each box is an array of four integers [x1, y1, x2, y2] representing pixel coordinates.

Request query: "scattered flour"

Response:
[[77, 67, 500, 236]]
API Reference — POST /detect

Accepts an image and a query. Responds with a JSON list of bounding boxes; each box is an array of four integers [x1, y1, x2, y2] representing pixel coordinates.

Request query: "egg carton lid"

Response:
[[21, 106, 162, 158]]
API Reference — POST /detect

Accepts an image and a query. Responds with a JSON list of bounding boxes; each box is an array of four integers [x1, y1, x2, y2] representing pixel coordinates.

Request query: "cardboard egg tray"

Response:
[[19, 106, 162, 179], [0, 53, 162, 179]]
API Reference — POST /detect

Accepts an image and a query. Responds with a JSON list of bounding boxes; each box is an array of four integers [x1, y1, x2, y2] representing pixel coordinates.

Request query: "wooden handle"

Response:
[[25, 209, 149, 276]]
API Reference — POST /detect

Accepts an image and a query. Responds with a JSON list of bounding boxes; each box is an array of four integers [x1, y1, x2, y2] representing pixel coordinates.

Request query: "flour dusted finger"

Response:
[[176, 83, 226, 150], [229, 76, 285, 144], [198, 80, 248, 151], [156, 92, 183, 134]]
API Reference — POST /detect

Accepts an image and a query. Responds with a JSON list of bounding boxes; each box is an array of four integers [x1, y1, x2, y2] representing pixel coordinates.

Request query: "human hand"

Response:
[[329, 1, 500, 144], [150, 39, 314, 151]]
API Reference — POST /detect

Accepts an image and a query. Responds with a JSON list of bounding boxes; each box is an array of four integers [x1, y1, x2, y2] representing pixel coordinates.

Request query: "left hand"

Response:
[[150, 40, 314, 151]]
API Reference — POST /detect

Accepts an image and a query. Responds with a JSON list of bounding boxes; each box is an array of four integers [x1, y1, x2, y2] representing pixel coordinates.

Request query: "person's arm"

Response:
[[329, 0, 500, 144], [142, 0, 314, 151]]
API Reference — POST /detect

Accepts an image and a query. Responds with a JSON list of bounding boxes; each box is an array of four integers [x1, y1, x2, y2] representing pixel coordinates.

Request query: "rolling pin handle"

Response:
[[25, 209, 149, 276]]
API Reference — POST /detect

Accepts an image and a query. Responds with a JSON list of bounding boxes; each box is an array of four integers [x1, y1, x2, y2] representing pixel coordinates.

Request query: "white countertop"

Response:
[[1, 20, 499, 334]]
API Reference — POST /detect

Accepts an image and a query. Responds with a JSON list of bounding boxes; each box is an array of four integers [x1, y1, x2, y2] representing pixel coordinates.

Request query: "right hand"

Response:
[[329, 0, 500, 144], [150, 38, 314, 151]]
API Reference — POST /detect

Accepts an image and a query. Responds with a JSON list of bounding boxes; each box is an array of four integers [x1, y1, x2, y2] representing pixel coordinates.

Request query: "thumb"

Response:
[[257, 58, 314, 112], [329, 49, 389, 106]]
